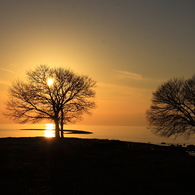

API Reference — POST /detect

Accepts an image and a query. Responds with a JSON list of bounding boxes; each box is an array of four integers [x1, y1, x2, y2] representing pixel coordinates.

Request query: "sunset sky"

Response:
[[1, 0, 195, 126]]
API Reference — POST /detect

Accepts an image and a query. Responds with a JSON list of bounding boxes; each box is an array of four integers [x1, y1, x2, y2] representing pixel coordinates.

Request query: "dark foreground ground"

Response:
[[0, 137, 195, 195]]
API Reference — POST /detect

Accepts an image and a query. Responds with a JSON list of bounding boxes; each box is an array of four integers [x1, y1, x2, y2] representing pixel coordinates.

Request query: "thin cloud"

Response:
[[113, 70, 143, 80], [0, 80, 10, 86], [0, 67, 18, 76]]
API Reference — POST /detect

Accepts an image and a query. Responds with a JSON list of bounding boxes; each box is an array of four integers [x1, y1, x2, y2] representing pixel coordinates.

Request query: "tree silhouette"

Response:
[[146, 75, 195, 138], [4, 65, 96, 138]]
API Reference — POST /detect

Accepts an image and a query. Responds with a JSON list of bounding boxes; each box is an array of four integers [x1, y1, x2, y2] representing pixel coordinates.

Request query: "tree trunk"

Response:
[[60, 109, 64, 138], [54, 119, 60, 138], [60, 121, 64, 138]]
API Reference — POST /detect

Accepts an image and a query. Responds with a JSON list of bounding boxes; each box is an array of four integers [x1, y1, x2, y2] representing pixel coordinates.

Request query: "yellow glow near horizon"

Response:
[[45, 123, 55, 129], [44, 123, 55, 137], [47, 78, 54, 86]]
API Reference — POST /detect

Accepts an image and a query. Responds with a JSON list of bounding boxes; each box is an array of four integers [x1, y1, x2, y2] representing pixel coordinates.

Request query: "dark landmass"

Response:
[[20, 129, 93, 134], [21, 129, 50, 130], [64, 130, 92, 134], [0, 137, 195, 195]]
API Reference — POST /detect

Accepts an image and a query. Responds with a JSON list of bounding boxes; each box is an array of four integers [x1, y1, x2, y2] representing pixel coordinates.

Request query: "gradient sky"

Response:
[[1, 0, 195, 125]]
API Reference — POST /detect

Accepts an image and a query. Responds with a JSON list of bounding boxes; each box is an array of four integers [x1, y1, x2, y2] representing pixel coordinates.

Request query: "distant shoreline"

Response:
[[20, 129, 93, 134]]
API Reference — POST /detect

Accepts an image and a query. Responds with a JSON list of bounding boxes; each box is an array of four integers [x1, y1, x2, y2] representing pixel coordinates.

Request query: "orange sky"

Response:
[[1, 1, 195, 126]]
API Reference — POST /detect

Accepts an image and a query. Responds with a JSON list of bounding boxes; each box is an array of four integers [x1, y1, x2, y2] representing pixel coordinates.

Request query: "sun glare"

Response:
[[45, 124, 55, 130], [47, 78, 54, 86], [44, 123, 55, 137]]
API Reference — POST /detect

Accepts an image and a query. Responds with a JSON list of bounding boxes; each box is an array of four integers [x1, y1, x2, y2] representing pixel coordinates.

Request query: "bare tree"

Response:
[[4, 65, 96, 138], [146, 75, 195, 138]]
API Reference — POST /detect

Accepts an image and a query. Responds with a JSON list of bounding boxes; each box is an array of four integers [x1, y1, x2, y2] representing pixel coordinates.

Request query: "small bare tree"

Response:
[[146, 75, 195, 138], [4, 65, 96, 138]]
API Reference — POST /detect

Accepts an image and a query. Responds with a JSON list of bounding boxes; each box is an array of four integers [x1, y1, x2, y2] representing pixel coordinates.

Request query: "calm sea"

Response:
[[0, 123, 195, 145]]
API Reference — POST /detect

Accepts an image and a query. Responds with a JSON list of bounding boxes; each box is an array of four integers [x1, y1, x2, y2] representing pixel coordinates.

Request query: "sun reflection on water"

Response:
[[44, 124, 55, 138]]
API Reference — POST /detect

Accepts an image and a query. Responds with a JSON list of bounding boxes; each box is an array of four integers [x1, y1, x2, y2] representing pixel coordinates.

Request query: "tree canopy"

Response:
[[4, 65, 96, 138], [146, 75, 195, 138]]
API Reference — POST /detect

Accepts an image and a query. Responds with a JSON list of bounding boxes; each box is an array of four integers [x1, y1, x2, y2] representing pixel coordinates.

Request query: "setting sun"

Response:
[[47, 78, 54, 86], [45, 124, 55, 130], [44, 123, 55, 137]]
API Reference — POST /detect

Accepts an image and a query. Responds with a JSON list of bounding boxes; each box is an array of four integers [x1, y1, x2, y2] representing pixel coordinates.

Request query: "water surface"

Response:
[[0, 124, 195, 145]]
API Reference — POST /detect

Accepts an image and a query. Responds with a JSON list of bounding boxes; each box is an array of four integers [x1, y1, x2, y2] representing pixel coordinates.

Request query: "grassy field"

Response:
[[0, 137, 195, 195]]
